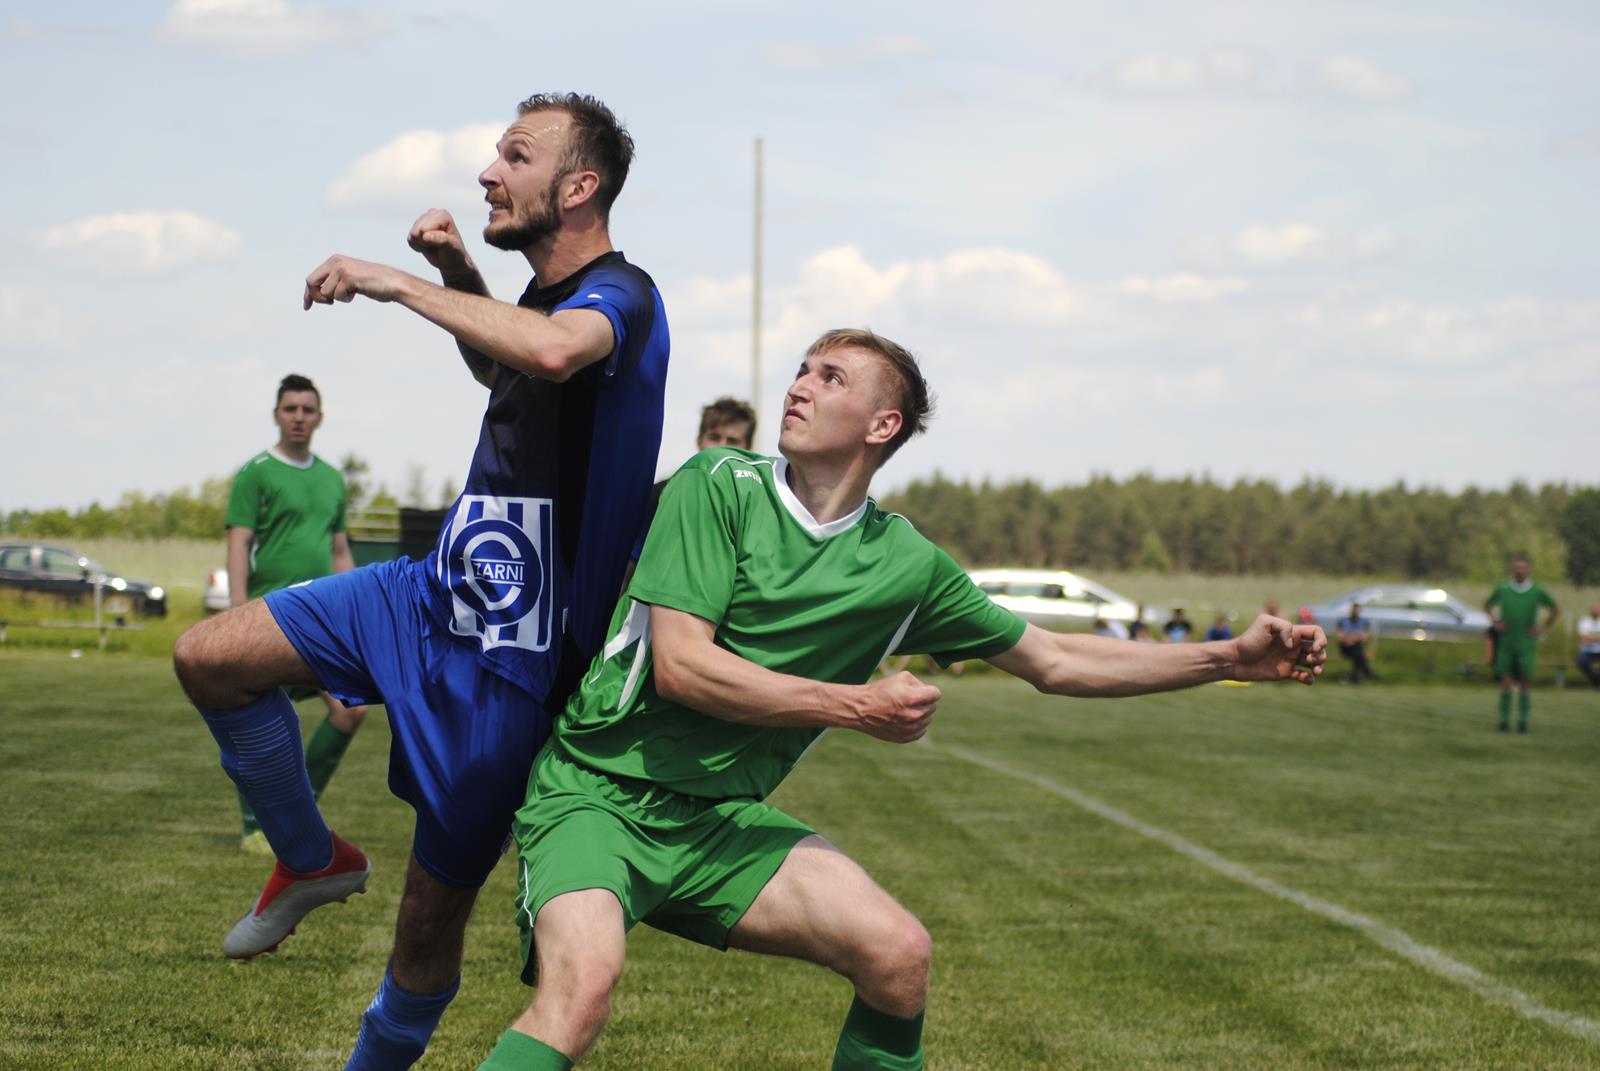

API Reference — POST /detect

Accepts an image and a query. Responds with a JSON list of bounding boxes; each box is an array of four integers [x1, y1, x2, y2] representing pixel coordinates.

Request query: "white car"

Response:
[[968, 568, 1148, 632], [202, 568, 230, 613]]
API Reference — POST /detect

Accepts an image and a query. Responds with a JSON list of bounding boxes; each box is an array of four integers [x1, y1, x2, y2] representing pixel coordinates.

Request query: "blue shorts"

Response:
[[264, 557, 551, 888]]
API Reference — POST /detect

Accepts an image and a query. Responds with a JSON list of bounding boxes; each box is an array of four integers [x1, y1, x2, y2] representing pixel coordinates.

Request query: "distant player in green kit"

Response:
[[224, 373, 367, 853], [473, 329, 1329, 1071], [1485, 554, 1560, 734]]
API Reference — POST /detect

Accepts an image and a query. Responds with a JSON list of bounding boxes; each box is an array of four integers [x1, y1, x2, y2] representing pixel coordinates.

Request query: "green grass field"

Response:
[[2, 650, 1597, 1069]]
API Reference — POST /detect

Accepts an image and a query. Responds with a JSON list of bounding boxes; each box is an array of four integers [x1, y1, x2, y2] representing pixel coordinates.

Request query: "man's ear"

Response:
[[562, 170, 601, 211], [866, 409, 904, 447]]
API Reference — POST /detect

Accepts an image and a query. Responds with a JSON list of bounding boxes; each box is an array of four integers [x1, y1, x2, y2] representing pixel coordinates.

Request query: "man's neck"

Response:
[[522, 224, 614, 288], [782, 451, 874, 525], [274, 440, 313, 465]]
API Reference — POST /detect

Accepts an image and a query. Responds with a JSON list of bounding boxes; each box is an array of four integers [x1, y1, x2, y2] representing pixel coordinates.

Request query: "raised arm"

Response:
[[987, 614, 1326, 697], [650, 605, 941, 743], [301, 210, 617, 386], [406, 209, 499, 387]]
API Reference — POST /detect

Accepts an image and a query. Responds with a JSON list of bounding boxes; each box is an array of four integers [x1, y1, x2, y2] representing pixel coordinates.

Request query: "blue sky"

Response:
[[3, 1, 1596, 510]]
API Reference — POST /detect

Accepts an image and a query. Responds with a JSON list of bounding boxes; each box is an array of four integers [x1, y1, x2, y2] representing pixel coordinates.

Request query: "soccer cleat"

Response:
[[224, 832, 369, 959], [240, 830, 274, 857]]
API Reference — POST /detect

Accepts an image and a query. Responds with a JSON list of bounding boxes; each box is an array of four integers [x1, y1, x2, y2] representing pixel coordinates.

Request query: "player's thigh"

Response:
[[727, 834, 926, 974], [534, 888, 629, 985], [175, 598, 319, 693]]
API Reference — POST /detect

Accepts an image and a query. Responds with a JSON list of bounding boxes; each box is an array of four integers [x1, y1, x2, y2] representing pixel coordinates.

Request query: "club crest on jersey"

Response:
[[435, 495, 555, 652]]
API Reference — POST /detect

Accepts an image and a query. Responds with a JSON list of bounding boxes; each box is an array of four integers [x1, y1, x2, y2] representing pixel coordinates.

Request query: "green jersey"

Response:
[[224, 449, 347, 599], [553, 448, 1027, 801], [1486, 579, 1556, 642]]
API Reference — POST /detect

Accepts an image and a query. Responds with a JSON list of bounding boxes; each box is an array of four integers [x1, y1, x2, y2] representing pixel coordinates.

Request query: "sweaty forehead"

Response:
[[503, 111, 569, 149]]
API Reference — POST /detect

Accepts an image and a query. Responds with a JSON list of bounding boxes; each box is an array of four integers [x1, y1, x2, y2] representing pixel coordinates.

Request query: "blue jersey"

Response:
[[424, 251, 669, 701]]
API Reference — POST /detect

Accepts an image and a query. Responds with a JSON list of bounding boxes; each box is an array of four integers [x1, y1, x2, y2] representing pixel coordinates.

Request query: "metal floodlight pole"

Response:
[[752, 136, 764, 429]]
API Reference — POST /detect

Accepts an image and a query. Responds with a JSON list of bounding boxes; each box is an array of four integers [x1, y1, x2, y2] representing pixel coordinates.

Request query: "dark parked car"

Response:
[[0, 542, 167, 617]]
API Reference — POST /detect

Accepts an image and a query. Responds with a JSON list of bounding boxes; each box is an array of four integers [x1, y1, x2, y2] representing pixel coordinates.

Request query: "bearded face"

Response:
[[484, 171, 566, 251]]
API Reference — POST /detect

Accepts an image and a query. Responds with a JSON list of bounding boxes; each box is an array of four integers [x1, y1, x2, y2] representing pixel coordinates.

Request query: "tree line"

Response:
[[0, 455, 449, 543], [879, 475, 1600, 585], [6, 467, 1599, 586]]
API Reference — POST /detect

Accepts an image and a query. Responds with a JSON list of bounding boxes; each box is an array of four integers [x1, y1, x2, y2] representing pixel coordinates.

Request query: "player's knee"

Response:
[[854, 912, 931, 1010], [172, 622, 218, 700], [883, 915, 933, 983]]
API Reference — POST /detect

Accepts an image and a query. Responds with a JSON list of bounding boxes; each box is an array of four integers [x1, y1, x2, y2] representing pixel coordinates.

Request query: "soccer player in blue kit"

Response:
[[172, 93, 669, 1070]]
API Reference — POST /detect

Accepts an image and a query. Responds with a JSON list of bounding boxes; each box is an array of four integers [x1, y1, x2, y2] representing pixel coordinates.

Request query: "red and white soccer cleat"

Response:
[[223, 832, 370, 959]]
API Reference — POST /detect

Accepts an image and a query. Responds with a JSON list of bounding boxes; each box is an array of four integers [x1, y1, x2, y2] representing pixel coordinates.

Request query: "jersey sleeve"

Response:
[[626, 465, 738, 624], [1485, 586, 1502, 611], [897, 546, 1027, 666], [224, 463, 259, 531], [1538, 585, 1556, 610], [553, 268, 652, 384]]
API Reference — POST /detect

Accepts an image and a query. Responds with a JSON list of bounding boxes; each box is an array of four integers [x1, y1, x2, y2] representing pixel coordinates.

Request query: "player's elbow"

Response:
[[652, 649, 693, 706], [517, 336, 591, 382]]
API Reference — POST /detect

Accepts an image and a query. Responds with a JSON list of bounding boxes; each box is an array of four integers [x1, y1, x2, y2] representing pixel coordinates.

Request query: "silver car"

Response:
[[1306, 584, 1491, 642], [968, 568, 1147, 632]]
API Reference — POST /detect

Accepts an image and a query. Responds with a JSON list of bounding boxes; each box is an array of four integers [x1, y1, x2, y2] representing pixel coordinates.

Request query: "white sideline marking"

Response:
[[934, 742, 1600, 1046]]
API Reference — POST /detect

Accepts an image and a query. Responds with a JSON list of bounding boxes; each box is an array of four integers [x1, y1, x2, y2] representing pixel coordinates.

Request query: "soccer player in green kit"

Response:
[[224, 374, 368, 853], [1485, 554, 1560, 733], [474, 329, 1328, 1071]]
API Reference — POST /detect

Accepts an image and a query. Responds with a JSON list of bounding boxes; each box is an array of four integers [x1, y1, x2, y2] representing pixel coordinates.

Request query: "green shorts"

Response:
[[1494, 640, 1536, 682], [511, 748, 813, 984]]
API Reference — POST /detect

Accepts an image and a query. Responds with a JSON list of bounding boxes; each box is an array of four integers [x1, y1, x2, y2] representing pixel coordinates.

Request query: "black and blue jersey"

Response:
[[424, 251, 669, 702]]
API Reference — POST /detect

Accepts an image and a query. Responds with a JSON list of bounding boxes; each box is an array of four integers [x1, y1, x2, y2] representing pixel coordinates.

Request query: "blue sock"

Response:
[[200, 689, 331, 872], [345, 965, 460, 1071]]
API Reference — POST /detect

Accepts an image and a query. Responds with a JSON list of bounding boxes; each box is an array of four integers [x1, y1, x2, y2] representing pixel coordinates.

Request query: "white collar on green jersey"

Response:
[[1507, 579, 1533, 593], [773, 458, 870, 539], [268, 446, 316, 470]]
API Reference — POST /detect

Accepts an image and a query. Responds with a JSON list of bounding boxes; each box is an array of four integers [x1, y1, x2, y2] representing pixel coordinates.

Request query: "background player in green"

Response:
[[224, 373, 368, 853], [474, 329, 1329, 1071], [1484, 554, 1560, 733]]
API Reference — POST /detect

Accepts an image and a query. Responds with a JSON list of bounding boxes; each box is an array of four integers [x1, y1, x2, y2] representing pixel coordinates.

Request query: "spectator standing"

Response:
[[1336, 602, 1376, 684], [1204, 614, 1232, 642], [1485, 555, 1561, 733], [1575, 604, 1600, 689], [224, 374, 368, 855]]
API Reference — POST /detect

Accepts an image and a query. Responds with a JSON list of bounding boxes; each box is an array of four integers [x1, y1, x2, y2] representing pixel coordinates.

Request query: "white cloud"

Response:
[[1234, 223, 1327, 265], [1228, 223, 1398, 268], [1104, 48, 1262, 94], [160, 0, 386, 54], [1318, 54, 1414, 101], [37, 211, 242, 274], [765, 35, 933, 71], [1121, 274, 1248, 301], [0, 288, 75, 350], [326, 123, 503, 210]]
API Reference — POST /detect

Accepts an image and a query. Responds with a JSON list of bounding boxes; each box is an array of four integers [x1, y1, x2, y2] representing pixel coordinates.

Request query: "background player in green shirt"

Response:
[[475, 329, 1328, 1071], [224, 373, 368, 853], [1484, 554, 1560, 733]]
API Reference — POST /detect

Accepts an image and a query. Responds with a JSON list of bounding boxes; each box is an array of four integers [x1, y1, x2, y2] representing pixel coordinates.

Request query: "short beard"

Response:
[[483, 175, 564, 252]]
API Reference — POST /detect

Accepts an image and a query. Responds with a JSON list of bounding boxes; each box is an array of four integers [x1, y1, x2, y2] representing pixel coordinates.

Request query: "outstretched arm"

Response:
[[302, 210, 615, 385], [987, 614, 1327, 698], [302, 254, 614, 384], [650, 605, 941, 743]]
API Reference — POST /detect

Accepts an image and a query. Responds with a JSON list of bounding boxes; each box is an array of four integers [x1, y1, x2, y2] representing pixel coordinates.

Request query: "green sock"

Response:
[[238, 788, 260, 837], [1518, 691, 1531, 726], [832, 996, 925, 1071], [1497, 692, 1511, 726], [305, 716, 355, 800], [478, 1030, 572, 1070]]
